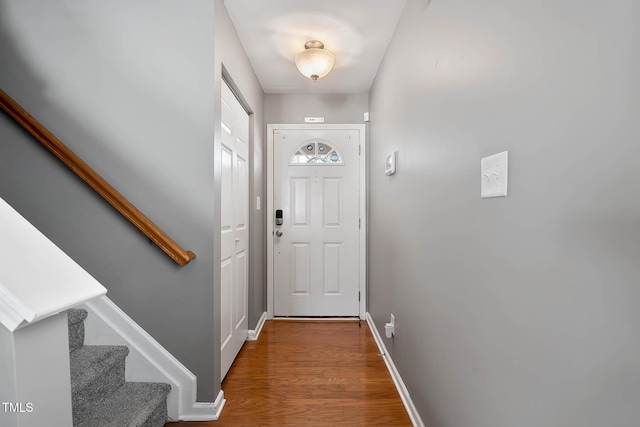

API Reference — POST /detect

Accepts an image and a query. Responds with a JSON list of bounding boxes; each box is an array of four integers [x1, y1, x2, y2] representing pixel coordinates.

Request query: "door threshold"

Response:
[[273, 316, 360, 321]]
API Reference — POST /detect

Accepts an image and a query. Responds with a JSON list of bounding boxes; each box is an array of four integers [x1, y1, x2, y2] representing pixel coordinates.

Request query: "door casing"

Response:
[[267, 124, 367, 319]]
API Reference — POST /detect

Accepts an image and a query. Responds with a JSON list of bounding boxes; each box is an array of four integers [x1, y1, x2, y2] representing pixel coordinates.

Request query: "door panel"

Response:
[[220, 81, 249, 380], [291, 178, 310, 227], [291, 243, 311, 295], [273, 129, 360, 316], [236, 155, 247, 229], [323, 178, 342, 227], [323, 243, 342, 294], [235, 250, 247, 328], [221, 147, 233, 230], [220, 258, 232, 348]]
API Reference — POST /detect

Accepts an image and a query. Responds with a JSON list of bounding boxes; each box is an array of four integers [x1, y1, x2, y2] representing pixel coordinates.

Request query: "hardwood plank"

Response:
[[166, 320, 412, 426]]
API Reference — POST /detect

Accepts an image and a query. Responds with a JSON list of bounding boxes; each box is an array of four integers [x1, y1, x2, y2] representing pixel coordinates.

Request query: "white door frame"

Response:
[[267, 124, 367, 319]]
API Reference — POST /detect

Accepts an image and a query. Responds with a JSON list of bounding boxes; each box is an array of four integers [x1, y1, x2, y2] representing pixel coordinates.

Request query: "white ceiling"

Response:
[[223, 0, 407, 94]]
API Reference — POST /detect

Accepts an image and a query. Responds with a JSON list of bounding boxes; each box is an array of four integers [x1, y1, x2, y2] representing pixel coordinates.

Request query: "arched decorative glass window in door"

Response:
[[289, 140, 344, 165]]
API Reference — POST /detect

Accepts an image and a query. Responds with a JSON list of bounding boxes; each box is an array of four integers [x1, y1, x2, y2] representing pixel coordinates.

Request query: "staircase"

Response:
[[67, 308, 171, 427]]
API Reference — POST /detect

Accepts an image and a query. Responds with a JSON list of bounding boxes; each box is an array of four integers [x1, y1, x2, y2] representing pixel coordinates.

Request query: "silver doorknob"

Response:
[[275, 230, 283, 237]]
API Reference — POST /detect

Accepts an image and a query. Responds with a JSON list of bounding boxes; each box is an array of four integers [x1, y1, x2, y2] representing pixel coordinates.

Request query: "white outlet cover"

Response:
[[481, 151, 508, 198]]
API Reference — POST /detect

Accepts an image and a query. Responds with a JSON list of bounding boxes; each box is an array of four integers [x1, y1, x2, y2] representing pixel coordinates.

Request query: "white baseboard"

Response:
[[248, 312, 267, 341], [366, 312, 425, 427], [179, 390, 225, 421], [82, 296, 224, 421]]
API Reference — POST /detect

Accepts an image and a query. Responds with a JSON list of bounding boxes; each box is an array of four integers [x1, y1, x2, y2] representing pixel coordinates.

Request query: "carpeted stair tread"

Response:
[[68, 309, 89, 352], [68, 308, 88, 326], [66, 309, 170, 427], [74, 382, 171, 427], [70, 345, 129, 396]]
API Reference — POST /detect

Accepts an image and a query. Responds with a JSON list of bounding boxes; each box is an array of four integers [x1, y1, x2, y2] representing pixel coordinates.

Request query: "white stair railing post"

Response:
[[0, 312, 73, 427]]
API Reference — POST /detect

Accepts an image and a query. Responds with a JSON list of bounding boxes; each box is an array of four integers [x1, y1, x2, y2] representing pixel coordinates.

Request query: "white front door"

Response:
[[220, 81, 249, 379], [273, 128, 361, 316]]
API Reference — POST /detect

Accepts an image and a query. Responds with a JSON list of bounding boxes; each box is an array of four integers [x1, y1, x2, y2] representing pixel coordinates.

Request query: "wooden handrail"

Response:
[[0, 89, 196, 266]]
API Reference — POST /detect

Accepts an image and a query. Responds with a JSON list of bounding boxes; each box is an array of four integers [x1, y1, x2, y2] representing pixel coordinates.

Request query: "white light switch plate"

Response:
[[385, 151, 397, 175], [481, 151, 508, 198]]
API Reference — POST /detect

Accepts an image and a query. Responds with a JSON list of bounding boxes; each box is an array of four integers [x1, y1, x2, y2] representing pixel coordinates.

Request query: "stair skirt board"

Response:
[[247, 311, 267, 341], [81, 296, 223, 421], [366, 312, 425, 427]]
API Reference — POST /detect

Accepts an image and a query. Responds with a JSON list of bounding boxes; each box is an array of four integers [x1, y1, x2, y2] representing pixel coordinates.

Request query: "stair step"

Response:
[[74, 382, 171, 427], [68, 309, 89, 352], [70, 345, 129, 419], [67, 309, 170, 426], [68, 308, 89, 326]]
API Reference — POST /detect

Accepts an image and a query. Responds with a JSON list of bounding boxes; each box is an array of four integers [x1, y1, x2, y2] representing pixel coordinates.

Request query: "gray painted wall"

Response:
[[0, 0, 218, 401], [264, 93, 369, 124], [368, 0, 640, 426]]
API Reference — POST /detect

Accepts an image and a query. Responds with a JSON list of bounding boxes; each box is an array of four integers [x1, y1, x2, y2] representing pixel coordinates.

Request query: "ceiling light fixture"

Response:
[[294, 40, 335, 81]]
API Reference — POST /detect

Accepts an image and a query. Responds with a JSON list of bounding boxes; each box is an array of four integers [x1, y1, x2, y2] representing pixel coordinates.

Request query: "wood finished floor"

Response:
[[166, 320, 412, 426]]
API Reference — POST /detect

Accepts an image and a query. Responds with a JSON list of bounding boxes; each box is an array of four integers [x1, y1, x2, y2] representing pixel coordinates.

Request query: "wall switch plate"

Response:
[[256, 196, 261, 210], [481, 151, 508, 198], [385, 151, 397, 175], [363, 112, 370, 122]]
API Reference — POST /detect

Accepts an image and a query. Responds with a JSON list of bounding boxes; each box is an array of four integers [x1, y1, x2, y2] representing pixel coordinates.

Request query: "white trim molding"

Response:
[[180, 391, 225, 421], [366, 313, 425, 427], [83, 296, 224, 421], [266, 124, 367, 319], [0, 196, 106, 332], [248, 312, 267, 341]]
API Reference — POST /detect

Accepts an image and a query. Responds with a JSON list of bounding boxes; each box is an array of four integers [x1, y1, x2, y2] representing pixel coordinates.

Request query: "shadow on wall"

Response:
[[0, 0, 210, 247], [0, 0, 45, 108], [0, 2, 143, 212], [0, 0, 128, 198]]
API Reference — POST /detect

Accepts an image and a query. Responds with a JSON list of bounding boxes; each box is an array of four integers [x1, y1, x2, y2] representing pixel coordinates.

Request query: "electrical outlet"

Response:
[[385, 313, 396, 338]]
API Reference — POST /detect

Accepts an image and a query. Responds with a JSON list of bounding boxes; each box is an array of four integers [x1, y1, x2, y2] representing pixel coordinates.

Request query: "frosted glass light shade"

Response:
[[294, 41, 335, 81]]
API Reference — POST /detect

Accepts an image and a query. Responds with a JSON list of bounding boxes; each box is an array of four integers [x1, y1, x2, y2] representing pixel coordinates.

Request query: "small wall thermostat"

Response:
[[385, 151, 397, 175]]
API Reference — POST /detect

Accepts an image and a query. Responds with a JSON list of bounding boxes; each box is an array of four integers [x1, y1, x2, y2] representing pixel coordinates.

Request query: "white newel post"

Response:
[[0, 312, 73, 427], [0, 196, 107, 426]]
